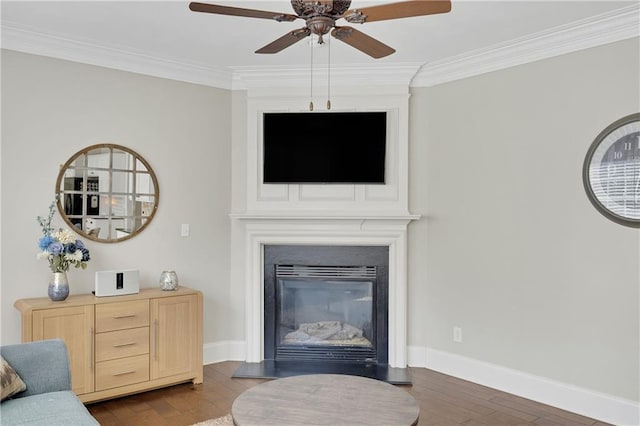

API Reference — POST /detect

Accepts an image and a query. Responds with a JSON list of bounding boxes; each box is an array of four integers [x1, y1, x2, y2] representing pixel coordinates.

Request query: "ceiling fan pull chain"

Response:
[[309, 35, 314, 111], [327, 35, 331, 110]]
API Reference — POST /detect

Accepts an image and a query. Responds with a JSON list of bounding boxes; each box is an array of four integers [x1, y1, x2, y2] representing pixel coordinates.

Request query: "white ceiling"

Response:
[[2, 1, 639, 88]]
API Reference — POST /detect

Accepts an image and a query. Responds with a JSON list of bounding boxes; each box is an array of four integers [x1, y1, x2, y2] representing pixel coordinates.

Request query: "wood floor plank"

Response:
[[409, 384, 496, 416], [494, 394, 598, 425], [86, 362, 608, 426], [468, 410, 539, 426], [491, 396, 597, 426], [416, 378, 542, 422]]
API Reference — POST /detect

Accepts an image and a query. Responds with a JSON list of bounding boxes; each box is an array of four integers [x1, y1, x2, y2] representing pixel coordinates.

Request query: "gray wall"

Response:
[[1, 50, 233, 346], [408, 38, 640, 401]]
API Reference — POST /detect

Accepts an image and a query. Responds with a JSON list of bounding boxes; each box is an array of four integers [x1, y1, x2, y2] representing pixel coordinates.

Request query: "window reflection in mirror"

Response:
[[56, 144, 159, 243]]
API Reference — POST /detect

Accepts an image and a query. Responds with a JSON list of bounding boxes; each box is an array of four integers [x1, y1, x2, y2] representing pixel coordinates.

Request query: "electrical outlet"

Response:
[[453, 327, 463, 343]]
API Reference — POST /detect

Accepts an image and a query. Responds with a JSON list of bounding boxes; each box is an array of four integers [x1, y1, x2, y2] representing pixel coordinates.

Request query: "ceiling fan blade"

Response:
[[256, 28, 311, 54], [331, 26, 395, 59], [189, 2, 298, 22], [343, 0, 451, 24]]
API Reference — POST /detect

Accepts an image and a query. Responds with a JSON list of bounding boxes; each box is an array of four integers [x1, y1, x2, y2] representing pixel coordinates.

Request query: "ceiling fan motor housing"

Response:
[[291, 0, 352, 17], [293, 0, 353, 42]]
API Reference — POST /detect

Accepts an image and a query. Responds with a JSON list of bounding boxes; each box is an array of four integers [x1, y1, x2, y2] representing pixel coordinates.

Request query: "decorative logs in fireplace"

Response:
[[283, 320, 372, 346]]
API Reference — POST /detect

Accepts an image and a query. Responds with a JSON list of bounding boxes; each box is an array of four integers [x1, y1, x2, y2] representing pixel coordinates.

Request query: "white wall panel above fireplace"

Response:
[[298, 184, 356, 202], [244, 86, 411, 217]]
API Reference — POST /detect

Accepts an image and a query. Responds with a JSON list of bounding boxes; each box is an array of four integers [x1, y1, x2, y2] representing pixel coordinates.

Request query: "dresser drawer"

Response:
[[95, 354, 149, 391], [96, 300, 149, 332], [96, 327, 149, 362]]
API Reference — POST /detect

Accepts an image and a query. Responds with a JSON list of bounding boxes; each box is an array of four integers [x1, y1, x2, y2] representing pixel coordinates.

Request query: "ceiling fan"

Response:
[[189, 0, 451, 59]]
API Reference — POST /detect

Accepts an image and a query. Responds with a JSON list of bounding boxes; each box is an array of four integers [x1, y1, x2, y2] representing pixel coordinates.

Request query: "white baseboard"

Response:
[[203, 340, 246, 365], [408, 346, 639, 426]]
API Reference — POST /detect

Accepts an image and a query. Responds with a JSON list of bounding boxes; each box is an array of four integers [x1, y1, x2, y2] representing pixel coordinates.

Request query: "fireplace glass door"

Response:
[[275, 265, 377, 362]]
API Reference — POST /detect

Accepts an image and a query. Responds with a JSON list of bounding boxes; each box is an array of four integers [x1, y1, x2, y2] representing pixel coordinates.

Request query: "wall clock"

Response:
[[583, 113, 640, 228]]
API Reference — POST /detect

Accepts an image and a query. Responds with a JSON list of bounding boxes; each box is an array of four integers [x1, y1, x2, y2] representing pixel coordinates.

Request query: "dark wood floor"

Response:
[[87, 361, 610, 426]]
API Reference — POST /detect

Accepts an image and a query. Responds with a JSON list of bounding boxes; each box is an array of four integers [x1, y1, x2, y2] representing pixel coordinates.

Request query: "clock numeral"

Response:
[[613, 151, 623, 160], [637, 135, 640, 149], [624, 142, 632, 150]]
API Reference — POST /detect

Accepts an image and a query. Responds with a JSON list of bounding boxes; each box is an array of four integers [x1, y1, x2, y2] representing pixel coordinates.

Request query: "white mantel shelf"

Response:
[[230, 213, 421, 222]]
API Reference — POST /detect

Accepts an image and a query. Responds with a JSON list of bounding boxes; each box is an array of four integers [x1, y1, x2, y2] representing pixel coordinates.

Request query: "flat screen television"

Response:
[[263, 111, 386, 184]]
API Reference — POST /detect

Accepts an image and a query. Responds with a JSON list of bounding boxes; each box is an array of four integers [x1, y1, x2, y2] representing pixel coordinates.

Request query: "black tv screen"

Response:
[[263, 111, 386, 184]]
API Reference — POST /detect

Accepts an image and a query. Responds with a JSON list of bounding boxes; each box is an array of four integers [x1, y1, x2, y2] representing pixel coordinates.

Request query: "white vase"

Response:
[[48, 271, 69, 301]]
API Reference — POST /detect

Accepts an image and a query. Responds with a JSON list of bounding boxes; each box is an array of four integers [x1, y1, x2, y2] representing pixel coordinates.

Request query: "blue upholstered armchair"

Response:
[[0, 339, 98, 425]]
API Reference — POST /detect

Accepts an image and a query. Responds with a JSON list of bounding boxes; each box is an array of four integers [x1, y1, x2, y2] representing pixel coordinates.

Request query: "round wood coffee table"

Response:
[[231, 374, 419, 426]]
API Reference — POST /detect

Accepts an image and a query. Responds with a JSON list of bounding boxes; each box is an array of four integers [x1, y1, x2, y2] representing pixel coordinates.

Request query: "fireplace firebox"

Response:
[[264, 245, 388, 365], [233, 244, 410, 384], [272, 264, 379, 363]]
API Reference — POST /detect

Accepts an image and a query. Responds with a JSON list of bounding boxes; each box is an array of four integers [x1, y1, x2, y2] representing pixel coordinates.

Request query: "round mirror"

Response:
[[56, 144, 159, 243]]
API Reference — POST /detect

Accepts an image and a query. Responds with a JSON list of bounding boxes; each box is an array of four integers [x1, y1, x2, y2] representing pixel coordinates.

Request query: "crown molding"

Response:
[[412, 3, 640, 87], [1, 4, 638, 90], [0, 22, 234, 89], [230, 63, 423, 91]]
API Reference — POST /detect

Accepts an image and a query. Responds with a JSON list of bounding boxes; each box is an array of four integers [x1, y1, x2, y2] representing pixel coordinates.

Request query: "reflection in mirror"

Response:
[[56, 144, 159, 243]]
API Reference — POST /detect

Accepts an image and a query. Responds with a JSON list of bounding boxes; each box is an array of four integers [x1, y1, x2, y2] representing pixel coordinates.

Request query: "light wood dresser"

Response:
[[14, 286, 203, 403]]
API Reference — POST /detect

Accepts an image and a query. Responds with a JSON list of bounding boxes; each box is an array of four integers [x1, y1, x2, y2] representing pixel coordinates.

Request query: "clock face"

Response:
[[583, 113, 640, 227]]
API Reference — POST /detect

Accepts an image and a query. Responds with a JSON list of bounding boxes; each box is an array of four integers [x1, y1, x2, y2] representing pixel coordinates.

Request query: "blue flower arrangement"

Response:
[[37, 199, 91, 273]]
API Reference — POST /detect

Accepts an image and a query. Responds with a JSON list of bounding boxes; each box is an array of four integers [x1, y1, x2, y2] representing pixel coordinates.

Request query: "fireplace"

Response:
[[233, 243, 411, 383], [264, 245, 388, 365]]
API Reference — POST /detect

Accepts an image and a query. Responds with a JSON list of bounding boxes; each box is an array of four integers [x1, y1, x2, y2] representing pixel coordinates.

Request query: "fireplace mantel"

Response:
[[230, 212, 420, 222], [233, 213, 419, 368]]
